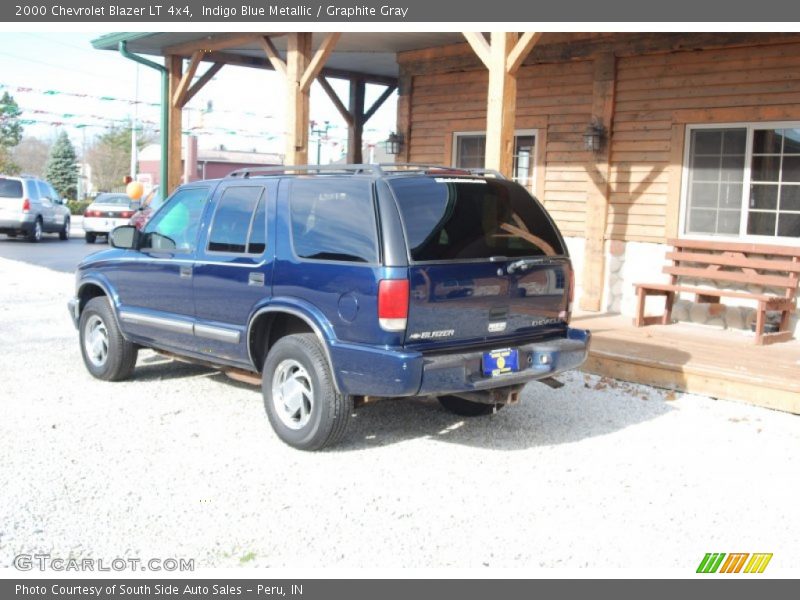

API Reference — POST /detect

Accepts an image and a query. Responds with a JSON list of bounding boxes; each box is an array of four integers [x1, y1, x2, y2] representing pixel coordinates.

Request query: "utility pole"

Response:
[[130, 64, 139, 180], [310, 120, 330, 165]]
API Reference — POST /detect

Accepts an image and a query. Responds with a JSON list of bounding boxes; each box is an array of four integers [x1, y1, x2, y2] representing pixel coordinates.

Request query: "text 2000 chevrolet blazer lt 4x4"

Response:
[[68, 165, 590, 450]]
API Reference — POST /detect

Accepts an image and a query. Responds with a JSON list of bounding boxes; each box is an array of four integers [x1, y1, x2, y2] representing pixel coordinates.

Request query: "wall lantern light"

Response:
[[384, 132, 404, 155], [583, 120, 606, 153]]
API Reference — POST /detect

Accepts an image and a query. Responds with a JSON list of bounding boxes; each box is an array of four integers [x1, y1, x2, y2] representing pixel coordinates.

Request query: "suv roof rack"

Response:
[[378, 163, 506, 179], [226, 163, 507, 180], [226, 164, 382, 178]]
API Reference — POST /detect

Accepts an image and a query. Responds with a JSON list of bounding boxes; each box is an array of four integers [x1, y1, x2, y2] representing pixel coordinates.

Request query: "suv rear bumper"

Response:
[[0, 214, 35, 234], [331, 328, 590, 398]]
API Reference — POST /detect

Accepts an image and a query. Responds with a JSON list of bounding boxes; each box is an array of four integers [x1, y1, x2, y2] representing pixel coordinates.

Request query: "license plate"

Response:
[[482, 348, 519, 377]]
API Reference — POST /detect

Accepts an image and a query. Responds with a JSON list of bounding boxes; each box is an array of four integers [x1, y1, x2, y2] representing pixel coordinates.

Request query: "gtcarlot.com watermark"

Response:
[[13, 554, 194, 572]]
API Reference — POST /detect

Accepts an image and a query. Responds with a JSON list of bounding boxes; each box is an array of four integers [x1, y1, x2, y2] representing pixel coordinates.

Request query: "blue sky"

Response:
[[0, 32, 397, 162]]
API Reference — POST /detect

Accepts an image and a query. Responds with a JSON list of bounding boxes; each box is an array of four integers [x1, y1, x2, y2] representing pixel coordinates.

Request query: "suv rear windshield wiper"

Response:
[[507, 257, 552, 274]]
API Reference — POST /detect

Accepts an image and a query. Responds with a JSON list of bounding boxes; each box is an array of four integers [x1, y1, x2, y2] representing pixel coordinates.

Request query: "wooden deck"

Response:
[[572, 313, 800, 414]]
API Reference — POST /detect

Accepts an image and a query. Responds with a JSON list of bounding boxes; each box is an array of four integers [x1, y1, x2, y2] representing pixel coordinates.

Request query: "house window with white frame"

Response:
[[683, 124, 800, 241], [453, 131, 537, 189]]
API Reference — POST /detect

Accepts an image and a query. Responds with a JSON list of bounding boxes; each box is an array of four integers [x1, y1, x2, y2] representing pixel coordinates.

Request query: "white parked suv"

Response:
[[82, 193, 138, 243], [0, 175, 71, 242]]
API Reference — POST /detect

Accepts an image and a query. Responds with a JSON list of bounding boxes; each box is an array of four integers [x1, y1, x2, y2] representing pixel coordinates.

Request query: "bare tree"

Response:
[[12, 136, 52, 177]]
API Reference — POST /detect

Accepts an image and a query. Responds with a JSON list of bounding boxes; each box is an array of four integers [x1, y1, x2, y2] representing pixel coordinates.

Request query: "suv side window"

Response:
[[36, 181, 52, 201], [207, 186, 264, 254], [289, 179, 378, 263], [142, 186, 210, 252]]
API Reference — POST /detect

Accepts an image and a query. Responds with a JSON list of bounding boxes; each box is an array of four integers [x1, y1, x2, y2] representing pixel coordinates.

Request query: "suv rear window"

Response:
[[290, 179, 378, 263], [389, 177, 566, 262], [0, 178, 23, 198]]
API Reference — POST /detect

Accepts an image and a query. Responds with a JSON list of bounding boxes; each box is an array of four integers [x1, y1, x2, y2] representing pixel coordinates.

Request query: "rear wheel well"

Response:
[[249, 312, 314, 371]]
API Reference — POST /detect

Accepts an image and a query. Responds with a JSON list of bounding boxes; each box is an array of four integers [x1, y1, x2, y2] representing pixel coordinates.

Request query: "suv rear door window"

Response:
[[389, 177, 565, 262], [290, 179, 378, 263], [207, 186, 264, 254], [0, 178, 23, 198]]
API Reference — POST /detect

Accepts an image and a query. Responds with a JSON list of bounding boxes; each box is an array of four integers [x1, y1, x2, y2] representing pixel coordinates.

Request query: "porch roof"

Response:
[[91, 32, 465, 81]]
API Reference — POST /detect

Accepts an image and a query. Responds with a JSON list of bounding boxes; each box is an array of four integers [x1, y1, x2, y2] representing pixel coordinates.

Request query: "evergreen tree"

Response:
[[0, 91, 24, 174], [44, 130, 78, 200]]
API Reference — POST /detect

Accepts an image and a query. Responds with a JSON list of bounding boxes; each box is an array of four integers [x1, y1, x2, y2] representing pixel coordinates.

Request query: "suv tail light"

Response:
[[21, 198, 30, 213], [378, 279, 409, 332]]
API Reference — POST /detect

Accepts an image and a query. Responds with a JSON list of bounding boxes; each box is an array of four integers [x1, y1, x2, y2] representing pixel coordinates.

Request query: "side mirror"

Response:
[[53, 197, 63, 205], [109, 225, 138, 250]]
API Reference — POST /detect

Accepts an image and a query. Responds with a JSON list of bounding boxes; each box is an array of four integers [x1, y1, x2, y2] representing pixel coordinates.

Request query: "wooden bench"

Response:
[[634, 239, 800, 345]]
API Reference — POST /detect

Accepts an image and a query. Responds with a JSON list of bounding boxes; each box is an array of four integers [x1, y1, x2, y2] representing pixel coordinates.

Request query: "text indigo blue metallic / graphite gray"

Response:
[[68, 164, 590, 450]]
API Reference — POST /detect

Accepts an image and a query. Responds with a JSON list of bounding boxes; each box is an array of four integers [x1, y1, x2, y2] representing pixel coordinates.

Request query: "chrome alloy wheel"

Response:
[[83, 315, 109, 367], [271, 359, 314, 430]]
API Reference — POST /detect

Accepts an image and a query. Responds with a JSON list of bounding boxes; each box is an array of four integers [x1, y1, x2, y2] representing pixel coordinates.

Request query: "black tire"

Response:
[[262, 333, 352, 451], [59, 218, 70, 240], [26, 218, 42, 243], [438, 395, 504, 417], [79, 296, 138, 381], [85, 232, 96, 244]]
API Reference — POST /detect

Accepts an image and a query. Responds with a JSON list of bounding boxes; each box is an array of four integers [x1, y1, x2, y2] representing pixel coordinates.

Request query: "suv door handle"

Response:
[[179, 265, 193, 279], [249, 272, 265, 286]]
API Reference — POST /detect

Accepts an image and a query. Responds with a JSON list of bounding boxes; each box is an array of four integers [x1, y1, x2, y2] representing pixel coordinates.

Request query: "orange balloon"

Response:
[[126, 181, 144, 200]]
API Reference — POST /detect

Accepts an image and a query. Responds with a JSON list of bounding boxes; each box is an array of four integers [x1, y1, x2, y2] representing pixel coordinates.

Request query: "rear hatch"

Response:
[[0, 177, 25, 217], [388, 175, 571, 351]]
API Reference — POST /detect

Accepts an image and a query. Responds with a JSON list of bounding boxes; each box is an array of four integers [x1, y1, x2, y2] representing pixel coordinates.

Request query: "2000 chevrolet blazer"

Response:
[[68, 164, 590, 450]]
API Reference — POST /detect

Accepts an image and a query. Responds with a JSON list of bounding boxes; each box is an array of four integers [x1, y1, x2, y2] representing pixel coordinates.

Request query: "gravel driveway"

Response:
[[1, 256, 798, 571]]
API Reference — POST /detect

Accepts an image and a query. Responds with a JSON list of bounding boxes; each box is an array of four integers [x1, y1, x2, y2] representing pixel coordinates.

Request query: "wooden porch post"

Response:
[[463, 32, 542, 177], [318, 74, 397, 165], [580, 52, 616, 312], [166, 55, 184, 194], [261, 33, 342, 165], [395, 65, 413, 163], [347, 77, 365, 163], [285, 33, 312, 165], [485, 32, 517, 176]]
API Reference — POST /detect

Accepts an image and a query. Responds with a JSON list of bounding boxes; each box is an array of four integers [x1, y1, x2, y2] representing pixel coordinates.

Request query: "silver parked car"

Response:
[[82, 193, 138, 244], [0, 175, 71, 242]]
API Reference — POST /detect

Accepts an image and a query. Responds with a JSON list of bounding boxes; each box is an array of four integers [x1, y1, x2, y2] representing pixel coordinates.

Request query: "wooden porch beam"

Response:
[[506, 31, 543, 75], [258, 35, 286, 75], [363, 83, 397, 122], [180, 62, 224, 108], [462, 32, 491, 69], [171, 50, 204, 108], [318, 76, 354, 126], [199, 50, 397, 86], [299, 32, 341, 92], [164, 32, 272, 56]]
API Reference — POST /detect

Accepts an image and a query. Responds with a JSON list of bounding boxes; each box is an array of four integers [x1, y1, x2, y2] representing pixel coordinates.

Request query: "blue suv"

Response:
[[68, 165, 590, 450]]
